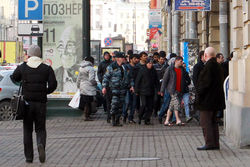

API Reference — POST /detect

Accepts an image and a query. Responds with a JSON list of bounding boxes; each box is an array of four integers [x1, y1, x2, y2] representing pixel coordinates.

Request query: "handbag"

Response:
[[11, 82, 26, 120], [68, 90, 80, 109]]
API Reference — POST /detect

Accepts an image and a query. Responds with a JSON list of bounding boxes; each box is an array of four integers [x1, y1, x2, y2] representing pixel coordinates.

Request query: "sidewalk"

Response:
[[0, 110, 250, 167]]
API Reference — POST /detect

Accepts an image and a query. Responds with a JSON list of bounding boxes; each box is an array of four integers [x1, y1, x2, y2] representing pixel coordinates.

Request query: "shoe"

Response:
[[176, 122, 185, 126], [38, 144, 45, 163], [107, 118, 111, 123], [193, 115, 200, 122], [138, 119, 141, 125], [145, 121, 152, 125], [164, 122, 173, 126], [186, 117, 193, 123], [26, 159, 33, 163], [123, 117, 127, 124], [158, 117, 163, 124], [197, 145, 220, 151], [84, 117, 93, 121], [129, 120, 136, 124]]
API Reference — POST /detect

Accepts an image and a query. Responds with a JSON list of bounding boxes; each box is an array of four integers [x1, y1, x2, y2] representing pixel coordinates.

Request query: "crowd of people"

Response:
[[77, 47, 230, 129], [11, 44, 230, 163]]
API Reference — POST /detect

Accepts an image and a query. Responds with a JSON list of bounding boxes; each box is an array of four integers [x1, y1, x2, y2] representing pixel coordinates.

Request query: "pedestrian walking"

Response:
[[135, 58, 160, 125], [12, 45, 57, 163], [160, 56, 190, 126], [97, 52, 113, 122], [77, 56, 97, 121], [196, 47, 225, 150], [102, 52, 130, 126], [122, 54, 139, 124]]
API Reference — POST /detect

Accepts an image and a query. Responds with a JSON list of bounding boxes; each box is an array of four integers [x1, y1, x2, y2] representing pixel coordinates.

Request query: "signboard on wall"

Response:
[[43, 0, 83, 96], [149, 9, 162, 28], [175, 0, 211, 11]]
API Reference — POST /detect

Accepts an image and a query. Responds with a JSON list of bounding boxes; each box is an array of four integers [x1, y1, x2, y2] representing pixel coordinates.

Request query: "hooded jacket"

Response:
[[97, 59, 112, 83], [12, 57, 57, 103], [76, 60, 97, 96]]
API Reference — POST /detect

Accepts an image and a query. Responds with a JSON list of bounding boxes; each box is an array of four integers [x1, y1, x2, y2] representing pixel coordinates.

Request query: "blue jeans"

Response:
[[183, 93, 190, 118], [158, 90, 171, 118], [122, 91, 137, 120]]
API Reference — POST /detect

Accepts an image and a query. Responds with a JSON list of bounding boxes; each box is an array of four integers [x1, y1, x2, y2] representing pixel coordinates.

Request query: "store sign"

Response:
[[175, 0, 211, 11], [43, 0, 83, 95]]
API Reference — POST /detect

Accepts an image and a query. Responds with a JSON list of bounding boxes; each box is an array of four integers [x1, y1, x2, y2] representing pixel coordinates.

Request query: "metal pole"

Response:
[[82, 0, 91, 59], [189, 11, 197, 39], [172, 10, 180, 55], [167, 12, 172, 54], [219, 0, 228, 59]]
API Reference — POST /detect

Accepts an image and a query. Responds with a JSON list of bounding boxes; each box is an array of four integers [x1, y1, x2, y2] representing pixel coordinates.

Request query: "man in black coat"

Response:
[[97, 52, 112, 122], [196, 47, 225, 150], [12, 45, 57, 163]]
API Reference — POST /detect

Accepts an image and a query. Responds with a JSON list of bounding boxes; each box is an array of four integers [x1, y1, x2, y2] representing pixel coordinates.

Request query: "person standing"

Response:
[[12, 45, 57, 163], [135, 58, 160, 125], [102, 52, 130, 126], [97, 52, 112, 122], [77, 56, 97, 121], [196, 47, 225, 150]]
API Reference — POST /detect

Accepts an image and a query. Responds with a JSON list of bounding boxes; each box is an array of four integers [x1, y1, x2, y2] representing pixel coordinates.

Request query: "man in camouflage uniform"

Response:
[[102, 52, 130, 126]]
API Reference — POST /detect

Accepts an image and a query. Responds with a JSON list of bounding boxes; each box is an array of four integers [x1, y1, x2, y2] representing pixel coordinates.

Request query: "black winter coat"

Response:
[[97, 59, 112, 83], [192, 60, 204, 88], [135, 66, 160, 96], [195, 58, 225, 111], [12, 63, 57, 103]]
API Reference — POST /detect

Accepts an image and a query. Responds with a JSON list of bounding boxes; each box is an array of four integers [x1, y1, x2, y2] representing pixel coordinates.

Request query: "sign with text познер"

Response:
[[43, 0, 83, 96], [18, 0, 43, 20], [18, 23, 43, 36], [175, 0, 211, 11], [149, 9, 162, 29]]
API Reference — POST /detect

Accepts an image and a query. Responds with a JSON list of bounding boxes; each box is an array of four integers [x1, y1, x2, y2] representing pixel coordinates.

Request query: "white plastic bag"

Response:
[[68, 90, 80, 109]]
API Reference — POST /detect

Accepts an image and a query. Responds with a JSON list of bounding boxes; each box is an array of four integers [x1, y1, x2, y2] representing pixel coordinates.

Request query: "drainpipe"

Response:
[[172, 10, 180, 55], [167, 11, 172, 54]]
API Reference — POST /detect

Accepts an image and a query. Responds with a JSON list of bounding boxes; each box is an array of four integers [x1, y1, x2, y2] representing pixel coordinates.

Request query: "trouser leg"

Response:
[[183, 93, 190, 118], [138, 95, 146, 120], [105, 89, 112, 120], [145, 95, 154, 122], [23, 106, 34, 161], [128, 93, 137, 121], [159, 91, 171, 118], [200, 111, 218, 147], [34, 102, 47, 149]]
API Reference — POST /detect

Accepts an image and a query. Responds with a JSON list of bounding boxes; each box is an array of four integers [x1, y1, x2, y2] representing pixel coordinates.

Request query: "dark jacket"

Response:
[[135, 66, 160, 96], [153, 62, 169, 81], [160, 65, 191, 95], [12, 62, 57, 103], [195, 57, 225, 111], [192, 60, 204, 88], [97, 59, 112, 83]]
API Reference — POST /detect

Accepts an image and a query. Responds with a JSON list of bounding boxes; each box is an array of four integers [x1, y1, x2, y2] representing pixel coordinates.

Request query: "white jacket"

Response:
[[76, 61, 97, 96]]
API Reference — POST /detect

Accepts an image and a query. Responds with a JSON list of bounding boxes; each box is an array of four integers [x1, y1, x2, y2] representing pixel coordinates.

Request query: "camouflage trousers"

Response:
[[110, 93, 126, 120]]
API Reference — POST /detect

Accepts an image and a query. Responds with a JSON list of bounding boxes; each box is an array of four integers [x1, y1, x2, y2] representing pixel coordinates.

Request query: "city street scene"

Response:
[[0, 0, 250, 166]]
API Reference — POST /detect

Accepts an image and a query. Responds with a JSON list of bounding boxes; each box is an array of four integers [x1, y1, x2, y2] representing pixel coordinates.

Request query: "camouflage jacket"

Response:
[[102, 62, 130, 94]]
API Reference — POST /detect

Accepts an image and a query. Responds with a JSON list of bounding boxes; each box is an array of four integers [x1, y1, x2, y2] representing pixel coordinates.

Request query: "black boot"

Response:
[[123, 116, 127, 124], [115, 117, 123, 127], [111, 115, 116, 126]]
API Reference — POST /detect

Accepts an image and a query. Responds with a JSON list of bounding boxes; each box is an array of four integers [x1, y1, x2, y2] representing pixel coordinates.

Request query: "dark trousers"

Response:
[[105, 88, 112, 120], [200, 110, 219, 148], [23, 102, 47, 161], [139, 95, 154, 122]]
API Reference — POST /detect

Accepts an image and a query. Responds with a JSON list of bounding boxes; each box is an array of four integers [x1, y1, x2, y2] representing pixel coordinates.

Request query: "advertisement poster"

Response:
[[43, 0, 83, 96]]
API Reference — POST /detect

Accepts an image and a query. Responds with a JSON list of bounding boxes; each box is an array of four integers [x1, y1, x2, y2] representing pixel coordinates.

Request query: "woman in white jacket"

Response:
[[77, 56, 97, 121]]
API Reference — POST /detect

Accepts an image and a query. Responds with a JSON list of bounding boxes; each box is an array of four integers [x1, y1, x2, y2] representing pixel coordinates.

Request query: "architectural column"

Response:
[[226, 0, 250, 148]]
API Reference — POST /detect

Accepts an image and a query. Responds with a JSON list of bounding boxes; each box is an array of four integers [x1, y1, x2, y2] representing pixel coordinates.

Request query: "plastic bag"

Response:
[[68, 90, 80, 109]]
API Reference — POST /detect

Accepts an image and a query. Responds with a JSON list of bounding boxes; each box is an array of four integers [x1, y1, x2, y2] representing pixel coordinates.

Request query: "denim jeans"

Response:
[[158, 90, 171, 118], [122, 91, 137, 121], [183, 93, 190, 118]]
